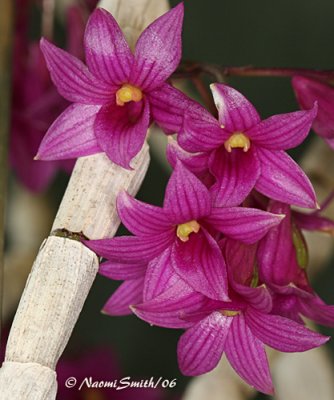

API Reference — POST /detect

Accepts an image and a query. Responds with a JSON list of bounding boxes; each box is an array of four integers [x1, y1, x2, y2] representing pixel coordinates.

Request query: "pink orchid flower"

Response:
[[177, 83, 318, 208], [131, 250, 328, 395], [36, 4, 194, 168], [292, 75, 334, 149], [258, 200, 334, 326], [85, 162, 283, 305]]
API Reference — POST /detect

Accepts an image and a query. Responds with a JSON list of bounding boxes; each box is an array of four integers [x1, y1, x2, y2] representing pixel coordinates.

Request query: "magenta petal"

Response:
[[178, 103, 227, 153], [84, 232, 174, 264], [246, 308, 329, 352], [247, 105, 317, 150], [149, 83, 197, 134], [84, 8, 134, 85], [293, 210, 334, 234], [132, 280, 207, 328], [235, 285, 272, 313], [271, 283, 313, 298], [258, 202, 305, 286], [143, 247, 178, 301], [298, 296, 334, 327], [255, 148, 317, 208], [166, 139, 209, 174], [225, 315, 274, 395], [116, 191, 172, 236], [130, 4, 183, 91], [36, 104, 101, 160], [178, 312, 231, 376], [99, 260, 146, 280], [172, 228, 229, 301], [223, 239, 257, 285], [271, 293, 305, 324], [209, 147, 261, 207], [163, 162, 211, 223], [211, 83, 261, 131], [206, 207, 283, 244], [292, 75, 334, 141], [102, 278, 144, 316], [94, 98, 150, 168], [222, 239, 272, 313], [40, 38, 112, 104]]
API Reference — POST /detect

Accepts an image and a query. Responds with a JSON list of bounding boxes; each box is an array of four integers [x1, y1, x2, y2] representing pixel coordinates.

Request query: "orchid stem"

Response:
[[317, 189, 334, 213], [222, 66, 334, 80], [0, 0, 13, 341], [174, 62, 334, 82], [191, 76, 217, 117]]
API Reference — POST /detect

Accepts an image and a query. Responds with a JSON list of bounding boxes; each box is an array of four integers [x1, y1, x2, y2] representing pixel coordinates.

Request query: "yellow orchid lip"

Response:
[[224, 132, 251, 153], [116, 84, 143, 106], [176, 220, 200, 242]]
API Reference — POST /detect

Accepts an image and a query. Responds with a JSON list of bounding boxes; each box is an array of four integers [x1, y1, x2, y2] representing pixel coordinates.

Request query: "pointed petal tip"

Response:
[[90, 6, 112, 20], [111, 157, 134, 170], [171, 1, 184, 17], [306, 197, 318, 210], [39, 37, 54, 55], [304, 194, 320, 210], [324, 335, 331, 344], [176, 2, 184, 10], [209, 83, 220, 96], [88, 6, 120, 28], [39, 36, 48, 47], [266, 386, 275, 396], [34, 147, 53, 161], [307, 99, 318, 119]]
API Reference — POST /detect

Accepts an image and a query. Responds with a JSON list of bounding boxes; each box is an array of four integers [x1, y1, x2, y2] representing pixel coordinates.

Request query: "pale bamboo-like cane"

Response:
[[0, 0, 168, 398]]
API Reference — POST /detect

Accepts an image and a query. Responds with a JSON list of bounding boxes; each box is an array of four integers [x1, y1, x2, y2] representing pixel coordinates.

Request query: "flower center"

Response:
[[221, 310, 240, 317], [116, 84, 143, 106], [224, 132, 250, 153], [176, 220, 200, 242]]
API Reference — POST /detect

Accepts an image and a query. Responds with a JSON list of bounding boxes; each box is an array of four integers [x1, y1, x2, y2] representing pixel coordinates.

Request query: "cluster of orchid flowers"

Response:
[[26, 2, 334, 396]]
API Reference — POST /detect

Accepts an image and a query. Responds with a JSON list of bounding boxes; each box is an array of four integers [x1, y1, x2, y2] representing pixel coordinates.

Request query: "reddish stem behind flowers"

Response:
[[222, 66, 334, 81], [0, 0, 13, 341], [191, 76, 217, 116], [317, 189, 334, 213], [174, 62, 334, 82]]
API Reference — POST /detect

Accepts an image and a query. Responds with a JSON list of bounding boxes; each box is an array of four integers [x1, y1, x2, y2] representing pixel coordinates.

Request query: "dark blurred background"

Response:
[[4, 0, 334, 399]]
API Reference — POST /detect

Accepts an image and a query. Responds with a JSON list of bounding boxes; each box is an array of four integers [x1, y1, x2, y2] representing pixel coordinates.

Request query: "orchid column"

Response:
[[0, 0, 168, 398]]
